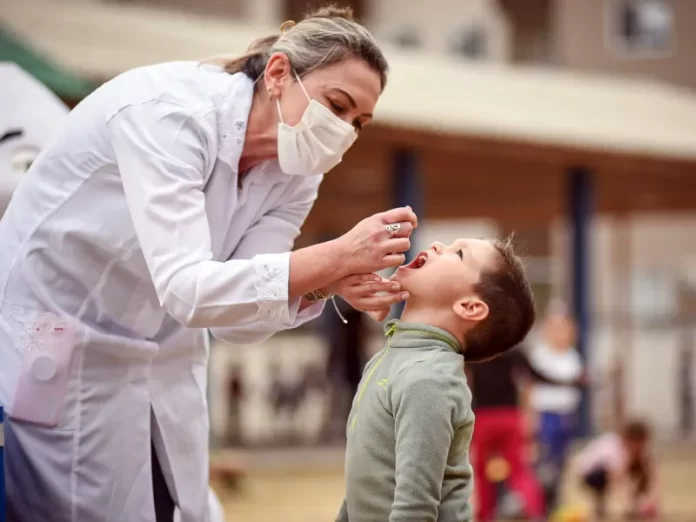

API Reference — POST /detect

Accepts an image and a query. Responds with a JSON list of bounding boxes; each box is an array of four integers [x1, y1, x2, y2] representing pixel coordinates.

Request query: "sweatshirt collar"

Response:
[[384, 319, 462, 354]]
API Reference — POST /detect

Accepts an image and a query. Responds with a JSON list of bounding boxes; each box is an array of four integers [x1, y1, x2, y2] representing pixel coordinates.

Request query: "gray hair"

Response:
[[212, 5, 388, 91]]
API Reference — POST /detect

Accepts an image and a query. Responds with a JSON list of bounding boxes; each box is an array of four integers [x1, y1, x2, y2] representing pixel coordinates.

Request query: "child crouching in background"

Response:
[[572, 419, 660, 520]]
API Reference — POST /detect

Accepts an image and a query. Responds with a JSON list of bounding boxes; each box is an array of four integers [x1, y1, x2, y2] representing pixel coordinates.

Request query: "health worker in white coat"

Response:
[[0, 61, 229, 522], [0, 7, 417, 522]]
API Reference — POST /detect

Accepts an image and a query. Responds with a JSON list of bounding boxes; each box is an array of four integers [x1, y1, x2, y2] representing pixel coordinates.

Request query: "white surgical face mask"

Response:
[[276, 74, 358, 176]]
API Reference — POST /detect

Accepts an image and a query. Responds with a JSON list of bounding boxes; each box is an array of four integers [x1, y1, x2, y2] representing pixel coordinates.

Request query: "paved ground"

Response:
[[212, 442, 696, 521]]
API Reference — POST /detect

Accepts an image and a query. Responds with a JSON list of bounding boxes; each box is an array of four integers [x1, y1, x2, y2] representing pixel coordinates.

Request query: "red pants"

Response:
[[472, 408, 545, 522]]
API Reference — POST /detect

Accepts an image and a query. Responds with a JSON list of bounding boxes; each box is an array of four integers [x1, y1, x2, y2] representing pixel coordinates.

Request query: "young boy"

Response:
[[573, 420, 660, 520], [335, 237, 536, 522]]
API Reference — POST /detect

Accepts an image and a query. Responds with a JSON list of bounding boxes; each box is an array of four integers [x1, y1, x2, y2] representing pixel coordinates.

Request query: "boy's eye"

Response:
[[456, 249, 464, 259]]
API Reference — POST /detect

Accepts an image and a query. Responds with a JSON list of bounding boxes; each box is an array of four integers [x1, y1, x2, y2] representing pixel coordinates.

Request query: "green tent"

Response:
[[0, 25, 96, 101]]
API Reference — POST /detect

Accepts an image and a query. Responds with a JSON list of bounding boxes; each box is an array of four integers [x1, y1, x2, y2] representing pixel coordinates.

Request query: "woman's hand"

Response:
[[327, 274, 409, 314], [336, 206, 417, 275]]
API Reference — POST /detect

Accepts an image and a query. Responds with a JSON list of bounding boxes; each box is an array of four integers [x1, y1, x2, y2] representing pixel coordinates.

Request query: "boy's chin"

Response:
[[391, 269, 415, 288], [391, 271, 420, 294]]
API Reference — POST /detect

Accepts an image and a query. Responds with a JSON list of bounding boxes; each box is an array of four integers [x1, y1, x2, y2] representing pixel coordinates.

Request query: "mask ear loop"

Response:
[[274, 70, 312, 125], [293, 70, 312, 101]]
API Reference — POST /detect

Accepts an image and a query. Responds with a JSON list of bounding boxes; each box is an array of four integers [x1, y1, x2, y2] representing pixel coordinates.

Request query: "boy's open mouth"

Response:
[[404, 251, 428, 269]]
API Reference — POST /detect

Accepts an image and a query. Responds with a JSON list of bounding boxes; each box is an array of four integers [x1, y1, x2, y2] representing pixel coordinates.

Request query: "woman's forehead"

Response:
[[308, 59, 381, 107]]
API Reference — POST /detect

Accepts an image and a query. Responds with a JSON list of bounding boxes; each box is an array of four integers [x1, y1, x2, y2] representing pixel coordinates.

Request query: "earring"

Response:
[[267, 89, 273, 99]]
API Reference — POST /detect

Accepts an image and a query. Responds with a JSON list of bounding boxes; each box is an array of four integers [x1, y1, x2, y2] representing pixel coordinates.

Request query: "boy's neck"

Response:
[[399, 302, 466, 347]]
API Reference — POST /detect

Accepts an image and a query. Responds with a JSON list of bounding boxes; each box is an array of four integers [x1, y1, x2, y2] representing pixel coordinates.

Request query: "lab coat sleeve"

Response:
[[209, 177, 325, 345], [108, 101, 307, 329]]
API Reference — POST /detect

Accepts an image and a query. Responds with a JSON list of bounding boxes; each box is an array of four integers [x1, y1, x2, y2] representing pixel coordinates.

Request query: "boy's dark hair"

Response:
[[622, 419, 651, 443], [464, 235, 536, 362]]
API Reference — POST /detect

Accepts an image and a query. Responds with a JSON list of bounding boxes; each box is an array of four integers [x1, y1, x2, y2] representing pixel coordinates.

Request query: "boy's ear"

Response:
[[453, 296, 489, 323]]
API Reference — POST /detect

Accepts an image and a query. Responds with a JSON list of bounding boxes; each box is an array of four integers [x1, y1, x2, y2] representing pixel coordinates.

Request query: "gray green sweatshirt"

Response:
[[336, 320, 475, 522]]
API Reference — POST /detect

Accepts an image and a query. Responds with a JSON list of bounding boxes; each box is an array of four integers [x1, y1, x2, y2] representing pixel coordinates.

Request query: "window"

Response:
[[390, 27, 422, 50], [447, 24, 489, 60], [608, 0, 674, 57]]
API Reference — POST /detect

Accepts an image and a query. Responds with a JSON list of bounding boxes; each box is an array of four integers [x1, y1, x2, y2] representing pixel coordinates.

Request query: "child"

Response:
[[573, 419, 660, 520], [335, 237, 536, 522], [468, 347, 546, 522], [528, 304, 585, 512]]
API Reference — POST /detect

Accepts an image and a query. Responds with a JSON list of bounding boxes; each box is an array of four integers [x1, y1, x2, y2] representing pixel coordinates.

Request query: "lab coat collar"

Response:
[[215, 72, 289, 186], [215, 71, 254, 170]]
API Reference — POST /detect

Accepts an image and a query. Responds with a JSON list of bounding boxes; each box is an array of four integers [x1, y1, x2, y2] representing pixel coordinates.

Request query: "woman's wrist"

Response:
[[303, 287, 333, 302], [288, 238, 352, 301], [325, 236, 353, 279]]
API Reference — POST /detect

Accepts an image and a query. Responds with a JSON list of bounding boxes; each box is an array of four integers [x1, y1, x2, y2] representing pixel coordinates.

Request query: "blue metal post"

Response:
[[392, 148, 423, 318], [0, 405, 5, 522], [569, 166, 593, 436]]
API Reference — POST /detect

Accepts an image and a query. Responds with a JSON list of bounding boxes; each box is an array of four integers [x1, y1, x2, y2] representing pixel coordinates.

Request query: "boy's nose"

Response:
[[430, 241, 445, 253]]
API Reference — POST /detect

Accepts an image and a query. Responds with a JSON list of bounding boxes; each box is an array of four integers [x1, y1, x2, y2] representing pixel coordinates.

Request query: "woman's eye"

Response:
[[330, 101, 345, 114], [353, 120, 363, 132], [456, 249, 464, 259]]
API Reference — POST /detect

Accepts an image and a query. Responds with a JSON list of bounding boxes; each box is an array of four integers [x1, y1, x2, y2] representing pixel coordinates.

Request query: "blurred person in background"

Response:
[[0, 7, 417, 522], [528, 301, 586, 513], [225, 362, 245, 445], [468, 347, 546, 522], [572, 419, 660, 520]]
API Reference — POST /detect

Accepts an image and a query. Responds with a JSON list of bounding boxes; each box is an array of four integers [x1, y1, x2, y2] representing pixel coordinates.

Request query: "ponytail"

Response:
[[206, 34, 279, 79]]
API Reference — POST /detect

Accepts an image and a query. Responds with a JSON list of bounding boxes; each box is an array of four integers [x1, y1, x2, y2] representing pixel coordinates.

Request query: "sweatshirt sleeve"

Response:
[[388, 365, 459, 522], [335, 499, 349, 522]]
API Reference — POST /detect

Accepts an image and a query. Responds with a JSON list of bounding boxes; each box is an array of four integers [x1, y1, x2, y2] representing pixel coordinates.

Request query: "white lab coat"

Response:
[[0, 62, 70, 213], [0, 62, 324, 522]]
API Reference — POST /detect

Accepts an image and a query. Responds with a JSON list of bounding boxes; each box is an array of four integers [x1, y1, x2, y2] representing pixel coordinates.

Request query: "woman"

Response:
[[0, 7, 414, 522]]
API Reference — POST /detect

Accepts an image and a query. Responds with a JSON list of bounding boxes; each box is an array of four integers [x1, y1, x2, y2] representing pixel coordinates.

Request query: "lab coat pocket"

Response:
[[9, 311, 76, 428]]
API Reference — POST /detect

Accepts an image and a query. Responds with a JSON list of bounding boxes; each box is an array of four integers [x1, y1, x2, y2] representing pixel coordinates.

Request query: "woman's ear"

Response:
[[452, 296, 489, 323], [264, 52, 291, 99]]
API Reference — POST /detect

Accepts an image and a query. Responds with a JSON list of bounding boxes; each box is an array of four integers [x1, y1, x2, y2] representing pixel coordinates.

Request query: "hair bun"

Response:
[[280, 20, 296, 33], [305, 5, 354, 21]]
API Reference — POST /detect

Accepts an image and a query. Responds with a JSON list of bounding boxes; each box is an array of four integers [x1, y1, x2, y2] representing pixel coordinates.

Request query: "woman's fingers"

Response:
[[353, 291, 409, 311], [379, 207, 418, 229], [381, 237, 411, 255], [380, 253, 406, 269], [341, 206, 420, 275], [347, 279, 400, 296], [340, 273, 381, 286], [381, 221, 414, 239]]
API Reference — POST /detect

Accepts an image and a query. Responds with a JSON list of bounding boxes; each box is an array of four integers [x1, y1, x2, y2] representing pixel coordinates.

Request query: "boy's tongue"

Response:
[[404, 251, 428, 269]]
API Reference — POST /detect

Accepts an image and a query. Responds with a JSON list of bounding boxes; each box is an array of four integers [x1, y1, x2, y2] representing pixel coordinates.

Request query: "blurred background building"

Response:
[[2, 0, 696, 518]]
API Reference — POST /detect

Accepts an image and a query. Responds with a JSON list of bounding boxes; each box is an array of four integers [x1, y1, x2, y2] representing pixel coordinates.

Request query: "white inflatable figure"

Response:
[[0, 62, 70, 215], [173, 487, 226, 522]]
